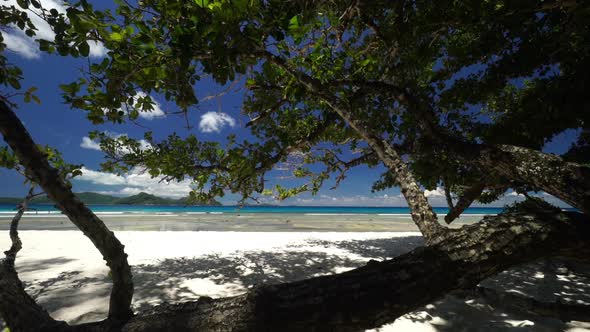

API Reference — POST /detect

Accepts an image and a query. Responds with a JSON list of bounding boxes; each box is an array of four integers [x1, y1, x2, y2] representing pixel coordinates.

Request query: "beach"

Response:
[[0, 212, 478, 232], [1, 215, 589, 331]]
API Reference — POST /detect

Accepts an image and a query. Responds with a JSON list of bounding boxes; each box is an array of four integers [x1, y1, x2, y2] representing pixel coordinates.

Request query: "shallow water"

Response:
[[0, 204, 507, 215]]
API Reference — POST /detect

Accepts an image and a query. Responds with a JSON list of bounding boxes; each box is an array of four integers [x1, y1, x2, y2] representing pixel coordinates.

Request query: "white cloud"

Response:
[[80, 136, 101, 151], [276, 189, 570, 208], [199, 112, 236, 133], [76, 167, 194, 198], [3, 32, 40, 59], [3, 0, 106, 59], [424, 187, 445, 198], [79, 133, 152, 153], [76, 167, 127, 186], [292, 193, 407, 207], [507, 191, 524, 196], [119, 92, 165, 120]]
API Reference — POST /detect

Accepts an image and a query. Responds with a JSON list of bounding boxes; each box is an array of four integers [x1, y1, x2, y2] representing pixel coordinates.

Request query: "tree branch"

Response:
[[443, 178, 454, 211], [444, 183, 486, 224], [3, 186, 35, 265], [476, 145, 590, 215], [327, 78, 590, 215], [259, 51, 445, 243], [0, 101, 134, 323]]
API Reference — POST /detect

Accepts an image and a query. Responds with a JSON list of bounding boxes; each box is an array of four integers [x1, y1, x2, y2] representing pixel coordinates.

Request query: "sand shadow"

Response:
[[378, 258, 590, 331], [3, 236, 589, 331]]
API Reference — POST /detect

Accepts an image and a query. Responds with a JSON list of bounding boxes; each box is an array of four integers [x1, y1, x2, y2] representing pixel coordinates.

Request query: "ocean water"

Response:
[[0, 204, 507, 215]]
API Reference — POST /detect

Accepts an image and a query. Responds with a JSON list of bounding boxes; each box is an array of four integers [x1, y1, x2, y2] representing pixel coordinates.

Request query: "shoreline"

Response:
[[0, 213, 480, 232]]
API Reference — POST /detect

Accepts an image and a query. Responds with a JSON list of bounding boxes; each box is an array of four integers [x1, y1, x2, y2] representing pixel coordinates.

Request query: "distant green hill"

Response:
[[115, 192, 176, 205], [0, 192, 221, 206], [176, 196, 223, 206]]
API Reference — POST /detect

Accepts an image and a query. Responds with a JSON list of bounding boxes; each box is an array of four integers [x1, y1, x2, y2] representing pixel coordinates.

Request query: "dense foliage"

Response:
[[1, 1, 588, 208]]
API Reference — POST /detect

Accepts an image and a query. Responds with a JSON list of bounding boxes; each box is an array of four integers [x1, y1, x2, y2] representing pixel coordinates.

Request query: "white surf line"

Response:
[[304, 213, 370, 216]]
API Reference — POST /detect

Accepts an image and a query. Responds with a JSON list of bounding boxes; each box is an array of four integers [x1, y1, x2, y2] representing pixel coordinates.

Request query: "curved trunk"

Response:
[[0, 187, 66, 331], [3, 186, 34, 265], [0, 101, 134, 322]]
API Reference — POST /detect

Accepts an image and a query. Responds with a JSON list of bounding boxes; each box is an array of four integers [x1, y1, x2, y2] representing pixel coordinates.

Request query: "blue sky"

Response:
[[0, 0, 577, 207]]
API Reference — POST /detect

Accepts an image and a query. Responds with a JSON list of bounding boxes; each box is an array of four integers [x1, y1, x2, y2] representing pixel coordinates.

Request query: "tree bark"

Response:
[[444, 183, 486, 224], [475, 144, 590, 215], [1, 187, 68, 331], [3, 186, 35, 265], [0, 101, 134, 322], [0, 260, 69, 332], [113, 208, 590, 331]]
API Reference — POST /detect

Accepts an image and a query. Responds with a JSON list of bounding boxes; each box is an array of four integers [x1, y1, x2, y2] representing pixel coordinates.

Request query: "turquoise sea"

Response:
[[0, 204, 508, 215]]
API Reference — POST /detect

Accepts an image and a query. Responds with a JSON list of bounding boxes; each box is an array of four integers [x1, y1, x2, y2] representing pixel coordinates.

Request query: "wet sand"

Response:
[[0, 213, 481, 232]]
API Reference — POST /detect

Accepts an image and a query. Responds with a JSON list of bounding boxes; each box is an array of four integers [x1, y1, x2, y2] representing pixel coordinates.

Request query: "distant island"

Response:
[[0, 192, 221, 206]]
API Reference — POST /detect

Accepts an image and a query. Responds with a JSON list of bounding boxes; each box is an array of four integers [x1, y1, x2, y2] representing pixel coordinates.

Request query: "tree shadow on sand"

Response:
[[378, 258, 590, 332], [130, 236, 426, 312], [5, 235, 590, 331]]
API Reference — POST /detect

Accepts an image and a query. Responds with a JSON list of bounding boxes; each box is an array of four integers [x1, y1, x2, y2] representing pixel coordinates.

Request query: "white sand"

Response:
[[2, 231, 589, 331]]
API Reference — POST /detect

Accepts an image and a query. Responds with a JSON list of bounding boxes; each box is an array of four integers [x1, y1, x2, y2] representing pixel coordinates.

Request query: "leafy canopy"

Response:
[[2, 0, 588, 204]]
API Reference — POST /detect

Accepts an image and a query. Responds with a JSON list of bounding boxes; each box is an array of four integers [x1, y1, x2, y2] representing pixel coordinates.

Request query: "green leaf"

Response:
[[288, 15, 299, 32], [78, 42, 90, 57], [8, 78, 21, 90], [110, 32, 123, 42], [194, 0, 209, 8]]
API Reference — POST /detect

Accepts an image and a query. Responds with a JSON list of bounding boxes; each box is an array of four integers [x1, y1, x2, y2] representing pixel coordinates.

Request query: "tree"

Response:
[[1, 0, 589, 331]]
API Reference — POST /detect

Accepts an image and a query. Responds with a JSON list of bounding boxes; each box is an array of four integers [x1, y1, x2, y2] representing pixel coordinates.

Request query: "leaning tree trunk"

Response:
[[0, 101, 134, 323], [109, 208, 589, 332]]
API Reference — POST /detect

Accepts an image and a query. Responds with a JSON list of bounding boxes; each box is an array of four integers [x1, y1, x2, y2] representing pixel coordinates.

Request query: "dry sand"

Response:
[[1, 230, 589, 331]]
